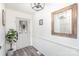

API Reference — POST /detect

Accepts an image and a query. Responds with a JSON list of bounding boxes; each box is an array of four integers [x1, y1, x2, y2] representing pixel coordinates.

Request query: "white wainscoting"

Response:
[[33, 35, 79, 56]]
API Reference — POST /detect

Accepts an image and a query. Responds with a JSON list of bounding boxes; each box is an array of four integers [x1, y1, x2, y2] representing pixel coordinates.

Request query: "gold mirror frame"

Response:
[[51, 3, 77, 38]]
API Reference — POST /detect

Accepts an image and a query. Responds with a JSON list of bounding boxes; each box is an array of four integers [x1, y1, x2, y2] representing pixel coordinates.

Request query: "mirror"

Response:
[[51, 3, 77, 38]]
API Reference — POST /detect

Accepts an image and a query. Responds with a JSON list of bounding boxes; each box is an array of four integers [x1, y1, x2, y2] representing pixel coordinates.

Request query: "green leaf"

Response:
[[5, 29, 18, 43]]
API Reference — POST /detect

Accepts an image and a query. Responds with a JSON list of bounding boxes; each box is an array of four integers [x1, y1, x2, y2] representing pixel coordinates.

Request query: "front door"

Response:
[[16, 17, 30, 50]]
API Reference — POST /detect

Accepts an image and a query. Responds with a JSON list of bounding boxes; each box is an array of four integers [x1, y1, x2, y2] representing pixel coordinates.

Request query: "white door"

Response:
[[16, 17, 30, 50]]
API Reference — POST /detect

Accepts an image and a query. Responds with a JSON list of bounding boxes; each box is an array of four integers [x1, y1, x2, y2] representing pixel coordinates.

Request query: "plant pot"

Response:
[[7, 49, 14, 56]]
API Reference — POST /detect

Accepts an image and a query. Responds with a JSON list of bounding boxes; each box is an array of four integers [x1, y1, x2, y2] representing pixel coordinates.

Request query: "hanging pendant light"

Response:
[[31, 3, 45, 11]]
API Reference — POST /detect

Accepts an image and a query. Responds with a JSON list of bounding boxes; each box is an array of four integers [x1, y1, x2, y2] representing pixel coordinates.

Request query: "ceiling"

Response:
[[5, 3, 35, 14]]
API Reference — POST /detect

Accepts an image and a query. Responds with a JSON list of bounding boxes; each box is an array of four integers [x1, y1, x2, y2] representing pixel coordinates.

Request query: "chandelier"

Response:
[[31, 3, 45, 11]]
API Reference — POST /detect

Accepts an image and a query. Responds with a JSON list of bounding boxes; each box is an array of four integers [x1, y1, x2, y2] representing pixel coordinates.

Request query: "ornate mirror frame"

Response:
[[51, 3, 77, 38]]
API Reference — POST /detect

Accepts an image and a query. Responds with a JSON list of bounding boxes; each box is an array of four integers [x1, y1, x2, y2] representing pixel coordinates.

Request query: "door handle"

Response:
[[0, 46, 1, 50]]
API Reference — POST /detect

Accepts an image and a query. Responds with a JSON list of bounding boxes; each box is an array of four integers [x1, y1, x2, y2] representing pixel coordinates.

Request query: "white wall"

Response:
[[32, 3, 79, 56], [5, 8, 33, 52], [0, 3, 5, 56]]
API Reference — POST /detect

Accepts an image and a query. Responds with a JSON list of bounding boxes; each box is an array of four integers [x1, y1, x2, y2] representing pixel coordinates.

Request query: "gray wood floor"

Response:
[[13, 46, 44, 56]]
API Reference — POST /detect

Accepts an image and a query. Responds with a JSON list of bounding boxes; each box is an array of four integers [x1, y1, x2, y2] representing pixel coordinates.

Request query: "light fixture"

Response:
[[31, 3, 45, 11]]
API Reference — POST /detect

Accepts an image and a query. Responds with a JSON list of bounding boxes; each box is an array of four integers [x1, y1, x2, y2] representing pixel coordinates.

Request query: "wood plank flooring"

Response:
[[13, 46, 44, 56]]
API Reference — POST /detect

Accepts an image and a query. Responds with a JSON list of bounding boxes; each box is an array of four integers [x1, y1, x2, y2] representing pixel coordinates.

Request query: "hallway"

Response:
[[0, 3, 79, 56]]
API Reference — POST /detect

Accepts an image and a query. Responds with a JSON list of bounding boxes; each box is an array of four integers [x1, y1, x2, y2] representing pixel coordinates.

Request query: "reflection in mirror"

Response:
[[54, 9, 72, 34]]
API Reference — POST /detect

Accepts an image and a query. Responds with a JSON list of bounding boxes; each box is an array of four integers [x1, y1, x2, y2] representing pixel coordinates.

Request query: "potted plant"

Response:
[[6, 29, 18, 56]]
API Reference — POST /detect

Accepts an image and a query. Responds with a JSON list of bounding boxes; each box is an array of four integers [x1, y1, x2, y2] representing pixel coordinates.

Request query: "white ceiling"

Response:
[[5, 3, 35, 14]]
